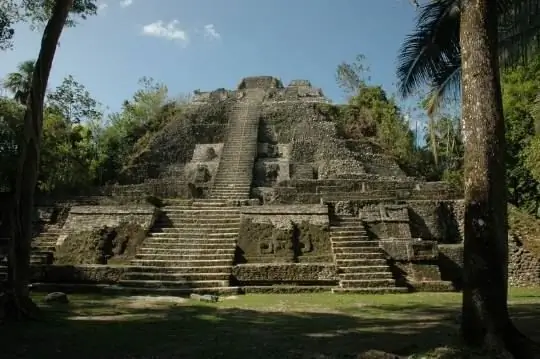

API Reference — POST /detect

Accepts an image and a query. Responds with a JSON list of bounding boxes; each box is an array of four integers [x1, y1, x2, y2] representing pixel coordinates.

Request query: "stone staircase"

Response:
[[211, 91, 264, 200], [31, 226, 62, 265], [0, 226, 61, 272], [330, 216, 407, 294], [117, 199, 241, 295]]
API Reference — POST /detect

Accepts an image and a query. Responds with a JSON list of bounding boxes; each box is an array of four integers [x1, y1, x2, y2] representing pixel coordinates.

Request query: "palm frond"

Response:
[[424, 56, 461, 118], [396, 0, 460, 98]]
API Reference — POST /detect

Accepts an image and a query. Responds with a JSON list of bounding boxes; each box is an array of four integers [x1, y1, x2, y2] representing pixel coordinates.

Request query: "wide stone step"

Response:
[[332, 240, 379, 248], [131, 259, 233, 267], [334, 252, 385, 260], [340, 279, 396, 288], [152, 227, 240, 233], [156, 218, 241, 224], [332, 246, 382, 254], [147, 232, 238, 239], [330, 225, 364, 230], [153, 223, 241, 230], [332, 287, 408, 294], [159, 206, 238, 212], [143, 238, 237, 245], [164, 200, 229, 207], [159, 216, 241, 221], [211, 186, 250, 190], [210, 194, 249, 198], [118, 279, 229, 289], [336, 259, 387, 266], [241, 286, 334, 294], [331, 235, 370, 241], [126, 265, 232, 274], [339, 265, 390, 274], [339, 272, 393, 280], [331, 229, 367, 235], [135, 253, 233, 261], [140, 242, 236, 250], [122, 272, 231, 281], [212, 194, 249, 198], [162, 208, 240, 213], [138, 248, 235, 255]]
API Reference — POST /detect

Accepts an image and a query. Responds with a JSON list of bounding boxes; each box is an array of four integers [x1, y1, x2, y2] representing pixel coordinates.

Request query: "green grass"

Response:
[[2, 288, 540, 359]]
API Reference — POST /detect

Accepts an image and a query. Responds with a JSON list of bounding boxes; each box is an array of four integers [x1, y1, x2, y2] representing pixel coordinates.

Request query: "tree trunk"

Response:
[[2, 0, 74, 321], [460, 0, 540, 357]]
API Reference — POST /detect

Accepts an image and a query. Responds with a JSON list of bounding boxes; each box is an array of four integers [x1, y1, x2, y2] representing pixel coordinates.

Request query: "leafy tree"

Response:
[[501, 57, 540, 214], [396, 0, 540, 117], [0, 0, 97, 50], [46, 74, 102, 124], [524, 135, 540, 185], [335, 57, 416, 170], [95, 77, 181, 184], [3, 60, 35, 104], [335, 54, 370, 98], [0, 98, 24, 190], [4, 0, 85, 321]]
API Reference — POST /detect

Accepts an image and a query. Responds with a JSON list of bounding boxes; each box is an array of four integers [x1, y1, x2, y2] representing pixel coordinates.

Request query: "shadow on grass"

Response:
[[2, 296, 540, 359]]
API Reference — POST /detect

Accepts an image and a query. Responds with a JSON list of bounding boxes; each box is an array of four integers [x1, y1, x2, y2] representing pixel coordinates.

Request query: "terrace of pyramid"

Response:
[[1, 76, 524, 294]]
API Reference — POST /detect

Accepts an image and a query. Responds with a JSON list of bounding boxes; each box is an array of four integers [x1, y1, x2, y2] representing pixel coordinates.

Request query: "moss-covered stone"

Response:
[[232, 263, 338, 285], [236, 219, 295, 263], [31, 264, 127, 284], [54, 222, 146, 265], [236, 218, 331, 264], [295, 221, 331, 260]]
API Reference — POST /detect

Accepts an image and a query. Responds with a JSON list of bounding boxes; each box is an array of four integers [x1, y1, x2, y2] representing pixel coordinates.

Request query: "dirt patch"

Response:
[[54, 222, 146, 265]]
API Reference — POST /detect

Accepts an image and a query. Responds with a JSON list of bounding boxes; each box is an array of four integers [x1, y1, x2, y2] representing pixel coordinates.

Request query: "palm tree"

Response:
[[397, 0, 540, 162], [3, 60, 35, 105], [397, 0, 540, 112], [398, 0, 540, 355]]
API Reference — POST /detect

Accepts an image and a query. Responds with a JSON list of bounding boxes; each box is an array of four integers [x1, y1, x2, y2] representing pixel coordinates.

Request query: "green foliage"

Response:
[[502, 56, 540, 214], [46, 74, 103, 124], [38, 110, 98, 192], [334, 55, 416, 170], [0, 0, 97, 50], [335, 54, 370, 97], [524, 135, 540, 183], [2, 59, 34, 104], [0, 97, 24, 189]]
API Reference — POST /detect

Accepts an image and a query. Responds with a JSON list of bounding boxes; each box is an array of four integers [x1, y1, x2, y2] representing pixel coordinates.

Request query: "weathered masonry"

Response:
[[1, 76, 537, 294]]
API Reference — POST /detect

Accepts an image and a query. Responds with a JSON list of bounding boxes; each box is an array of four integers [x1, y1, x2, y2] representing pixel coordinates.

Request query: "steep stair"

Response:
[[330, 216, 407, 294], [117, 199, 241, 295], [30, 226, 62, 265], [211, 90, 265, 200]]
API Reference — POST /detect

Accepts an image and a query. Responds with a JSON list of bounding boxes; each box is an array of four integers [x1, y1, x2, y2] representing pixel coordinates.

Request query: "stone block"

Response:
[[380, 240, 439, 261], [31, 264, 128, 284], [190, 143, 223, 162], [232, 263, 338, 285], [62, 205, 157, 233]]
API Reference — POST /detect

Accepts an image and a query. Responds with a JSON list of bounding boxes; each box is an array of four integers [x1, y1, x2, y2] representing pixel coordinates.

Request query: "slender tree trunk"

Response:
[[2, 0, 74, 321], [460, 0, 540, 357]]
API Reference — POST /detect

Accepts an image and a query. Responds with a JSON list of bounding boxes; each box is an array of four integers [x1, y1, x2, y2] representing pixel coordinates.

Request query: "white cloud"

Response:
[[142, 20, 189, 45], [97, 3, 108, 12], [119, 0, 133, 8], [203, 24, 221, 40]]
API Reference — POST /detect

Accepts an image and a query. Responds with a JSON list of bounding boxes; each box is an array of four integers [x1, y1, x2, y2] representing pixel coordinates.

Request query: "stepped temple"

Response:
[[2, 75, 533, 295]]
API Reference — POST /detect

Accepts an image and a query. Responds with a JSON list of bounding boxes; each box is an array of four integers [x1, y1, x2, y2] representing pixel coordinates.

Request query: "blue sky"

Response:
[[1, 0, 420, 116]]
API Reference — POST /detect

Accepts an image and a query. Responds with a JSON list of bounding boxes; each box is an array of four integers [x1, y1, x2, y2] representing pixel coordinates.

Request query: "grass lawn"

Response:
[[1, 288, 540, 358]]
